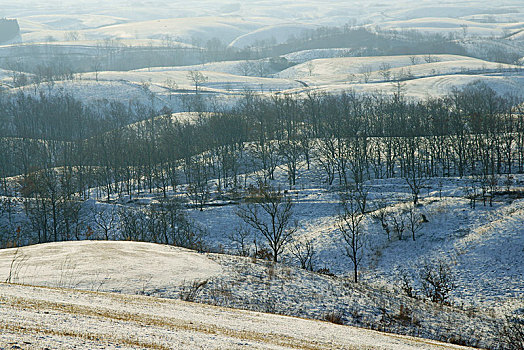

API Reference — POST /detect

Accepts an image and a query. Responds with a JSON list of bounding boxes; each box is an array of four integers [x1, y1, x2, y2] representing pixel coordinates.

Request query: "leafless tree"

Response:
[[337, 189, 366, 283], [236, 183, 297, 262], [306, 61, 314, 76], [419, 259, 456, 304], [290, 239, 316, 271], [391, 212, 406, 241], [164, 78, 178, 100], [92, 204, 118, 240], [406, 172, 425, 206], [187, 158, 211, 211], [373, 198, 391, 241], [237, 61, 254, 76], [228, 226, 252, 257], [406, 204, 425, 241], [359, 65, 373, 83], [499, 312, 524, 350], [379, 62, 392, 82], [187, 70, 208, 93]]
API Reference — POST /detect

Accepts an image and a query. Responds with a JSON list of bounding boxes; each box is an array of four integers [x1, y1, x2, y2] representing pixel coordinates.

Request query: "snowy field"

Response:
[[0, 241, 222, 293], [6, 57, 524, 104], [2, 0, 523, 43], [184, 162, 524, 315], [1, 0, 523, 100], [0, 241, 495, 348], [0, 0, 523, 348], [0, 281, 477, 349]]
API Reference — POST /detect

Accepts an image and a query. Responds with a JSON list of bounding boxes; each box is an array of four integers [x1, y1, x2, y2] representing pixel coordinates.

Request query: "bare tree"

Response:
[[236, 183, 297, 262], [64, 31, 80, 41], [373, 198, 391, 241], [460, 24, 469, 39], [164, 78, 178, 100], [359, 65, 373, 83], [92, 204, 118, 240], [406, 173, 425, 206], [306, 61, 314, 76], [391, 212, 406, 241], [237, 61, 254, 76], [419, 259, 456, 304], [290, 239, 316, 271], [379, 62, 392, 82], [337, 190, 366, 283], [397, 269, 416, 298], [406, 204, 425, 241], [187, 158, 211, 211], [228, 226, 252, 257], [187, 70, 208, 93], [499, 311, 524, 350]]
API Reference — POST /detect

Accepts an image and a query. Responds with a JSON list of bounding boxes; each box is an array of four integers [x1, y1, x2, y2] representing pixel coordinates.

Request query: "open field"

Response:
[[1, 1, 523, 349], [0, 281, 477, 349]]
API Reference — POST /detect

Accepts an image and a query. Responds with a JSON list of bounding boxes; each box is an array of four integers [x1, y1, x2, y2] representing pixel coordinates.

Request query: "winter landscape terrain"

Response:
[[1, 0, 524, 349]]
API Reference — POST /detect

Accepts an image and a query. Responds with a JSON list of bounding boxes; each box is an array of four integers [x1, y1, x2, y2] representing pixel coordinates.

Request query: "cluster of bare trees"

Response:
[[0, 81, 522, 247]]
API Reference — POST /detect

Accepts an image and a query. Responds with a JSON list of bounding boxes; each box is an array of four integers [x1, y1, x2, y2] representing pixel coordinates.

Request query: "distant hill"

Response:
[[0, 18, 20, 44]]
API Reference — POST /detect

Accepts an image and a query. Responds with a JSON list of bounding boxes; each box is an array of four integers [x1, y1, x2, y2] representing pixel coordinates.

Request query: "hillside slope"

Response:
[[0, 281, 476, 349], [0, 241, 502, 348], [0, 241, 222, 293]]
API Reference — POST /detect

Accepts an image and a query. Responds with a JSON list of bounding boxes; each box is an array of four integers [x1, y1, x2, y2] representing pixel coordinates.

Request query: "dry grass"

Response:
[[0, 285, 359, 350]]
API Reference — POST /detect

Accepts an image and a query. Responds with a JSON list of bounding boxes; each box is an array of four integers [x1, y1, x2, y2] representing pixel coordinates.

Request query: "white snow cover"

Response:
[[4, 0, 522, 45], [0, 282, 476, 349], [0, 241, 222, 293], [276, 54, 518, 80], [228, 23, 316, 48]]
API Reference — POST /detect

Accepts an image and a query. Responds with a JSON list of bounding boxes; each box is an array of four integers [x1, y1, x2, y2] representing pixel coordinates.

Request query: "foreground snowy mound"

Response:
[[0, 283, 476, 349], [0, 241, 222, 293]]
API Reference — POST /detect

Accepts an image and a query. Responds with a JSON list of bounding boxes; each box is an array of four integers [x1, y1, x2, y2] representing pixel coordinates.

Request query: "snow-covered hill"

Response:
[[228, 23, 316, 49], [0, 241, 495, 348], [6, 53, 522, 105], [0, 281, 476, 349], [0, 241, 222, 293], [276, 54, 518, 81]]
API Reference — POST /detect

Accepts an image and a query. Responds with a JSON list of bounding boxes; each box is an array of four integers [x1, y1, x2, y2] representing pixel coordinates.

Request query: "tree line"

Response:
[[0, 81, 522, 247]]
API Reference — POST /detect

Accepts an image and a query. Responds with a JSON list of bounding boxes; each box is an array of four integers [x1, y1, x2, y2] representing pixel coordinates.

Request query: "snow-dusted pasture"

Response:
[[374, 17, 507, 37], [287, 73, 524, 100], [2, 0, 523, 46], [84, 69, 302, 93], [183, 162, 524, 316], [0, 241, 222, 293], [276, 55, 519, 81], [6, 56, 524, 104], [0, 281, 478, 349], [1, 0, 523, 348]]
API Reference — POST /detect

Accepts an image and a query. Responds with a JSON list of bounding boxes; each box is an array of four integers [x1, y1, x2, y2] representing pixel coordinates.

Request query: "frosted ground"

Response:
[[2, 0, 523, 42], [185, 161, 524, 314], [7, 53, 524, 110], [0, 0, 523, 348], [2, 0, 524, 100], [0, 281, 479, 349], [0, 156, 521, 347]]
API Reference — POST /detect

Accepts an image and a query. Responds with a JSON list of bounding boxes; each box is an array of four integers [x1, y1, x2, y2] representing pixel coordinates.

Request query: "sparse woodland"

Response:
[[1, 18, 523, 349], [0, 81, 522, 247]]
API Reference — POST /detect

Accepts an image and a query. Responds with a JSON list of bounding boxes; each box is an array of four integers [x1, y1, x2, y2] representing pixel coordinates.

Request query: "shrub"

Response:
[[179, 280, 208, 302], [419, 259, 455, 304], [324, 311, 344, 325], [499, 313, 524, 350]]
